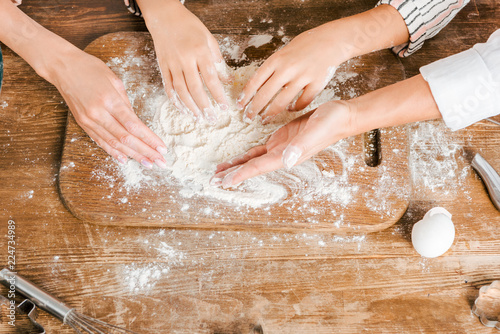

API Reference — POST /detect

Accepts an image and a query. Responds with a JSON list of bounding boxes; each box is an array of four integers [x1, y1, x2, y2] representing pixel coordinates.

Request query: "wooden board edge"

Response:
[[70, 198, 410, 234], [57, 112, 86, 223]]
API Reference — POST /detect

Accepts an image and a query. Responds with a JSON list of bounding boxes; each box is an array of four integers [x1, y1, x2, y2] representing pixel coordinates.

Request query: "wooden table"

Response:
[[0, 1, 499, 333]]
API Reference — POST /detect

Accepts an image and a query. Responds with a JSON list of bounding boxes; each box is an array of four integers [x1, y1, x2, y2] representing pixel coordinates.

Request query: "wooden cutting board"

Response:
[[58, 31, 410, 233]]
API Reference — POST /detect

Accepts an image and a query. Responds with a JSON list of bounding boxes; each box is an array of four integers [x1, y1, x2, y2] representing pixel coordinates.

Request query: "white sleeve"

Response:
[[420, 29, 500, 131]]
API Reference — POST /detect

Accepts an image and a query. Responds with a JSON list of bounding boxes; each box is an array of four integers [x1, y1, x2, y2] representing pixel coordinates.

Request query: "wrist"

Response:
[[318, 100, 361, 141], [0, 2, 82, 85], [31, 35, 83, 86], [338, 100, 361, 138], [310, 21, 355, 65], [331, 5, 409, 61], [347, 75, 441, 132]]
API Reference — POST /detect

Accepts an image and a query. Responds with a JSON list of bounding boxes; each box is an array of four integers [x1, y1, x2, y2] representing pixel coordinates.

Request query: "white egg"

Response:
[[411, 207, 455, 258]]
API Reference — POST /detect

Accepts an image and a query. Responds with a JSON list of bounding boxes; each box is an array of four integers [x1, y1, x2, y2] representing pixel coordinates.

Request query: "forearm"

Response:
[[0, 1, 78, 84], [348, 75, 441, 134], [136, 0, 184, 31], [324, 4, 409, 63]]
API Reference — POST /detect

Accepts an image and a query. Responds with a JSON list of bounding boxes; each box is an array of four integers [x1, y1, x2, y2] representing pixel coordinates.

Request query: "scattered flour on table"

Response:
[[219, 37, 247, 62], [409, 121, 471, 198], [218, 33, 289, 63], [118, 229, 368, 295], [122, 239, 186, 293], [248, 34, 273, 48]]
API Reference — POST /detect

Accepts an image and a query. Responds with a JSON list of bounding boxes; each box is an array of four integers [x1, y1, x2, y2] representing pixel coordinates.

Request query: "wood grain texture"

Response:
[[0, 0, 499, 333], [58, 32, 410, 233]]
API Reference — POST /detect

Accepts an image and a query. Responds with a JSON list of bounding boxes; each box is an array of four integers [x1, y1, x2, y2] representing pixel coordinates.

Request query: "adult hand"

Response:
[[236, 23, 345, 124], [211, 101, 354, 188], [140, 0, 229, 122], [0, 1, 168, 168], [52, 50, 169, 169]]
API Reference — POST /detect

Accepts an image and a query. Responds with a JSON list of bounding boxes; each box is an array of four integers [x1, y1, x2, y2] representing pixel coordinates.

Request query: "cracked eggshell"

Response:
[[411, 207, 455, 258]]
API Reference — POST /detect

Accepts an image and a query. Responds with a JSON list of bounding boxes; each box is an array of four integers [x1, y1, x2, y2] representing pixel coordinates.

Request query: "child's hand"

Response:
[[211, 101, 354, 188], [140, 0, 229, 122], [237, 24, 346, 124], [236, 5, 410, 123], [52, 49, 169, 169]]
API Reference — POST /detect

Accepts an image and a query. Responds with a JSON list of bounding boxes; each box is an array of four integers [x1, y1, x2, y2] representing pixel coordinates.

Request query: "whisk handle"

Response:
[[0, 268, 74, 322]]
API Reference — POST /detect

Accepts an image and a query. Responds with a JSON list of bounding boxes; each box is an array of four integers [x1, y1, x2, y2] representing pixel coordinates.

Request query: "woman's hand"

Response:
[[139, 0, 229, 122], [51, 50, 169, 169], [212, 101, 354, 188], [0, 1, 169, 168]]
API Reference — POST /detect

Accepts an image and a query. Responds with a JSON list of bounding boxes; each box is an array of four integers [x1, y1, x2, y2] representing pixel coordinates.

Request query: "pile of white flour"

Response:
[[150, 62, 357, 208], [151, 62, 290, 207]]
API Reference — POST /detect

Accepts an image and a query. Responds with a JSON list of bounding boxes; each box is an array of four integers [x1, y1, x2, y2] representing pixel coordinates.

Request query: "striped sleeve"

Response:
[[377, 0, 470, 57], [124, 0, 142, 17]]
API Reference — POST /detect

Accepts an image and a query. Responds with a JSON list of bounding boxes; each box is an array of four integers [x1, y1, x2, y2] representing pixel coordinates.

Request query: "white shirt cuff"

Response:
[[420, 48, 500, 131]]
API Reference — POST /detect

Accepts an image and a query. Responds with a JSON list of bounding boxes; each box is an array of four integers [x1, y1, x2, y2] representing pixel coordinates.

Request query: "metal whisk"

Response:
[[0, 268, 137, 334]]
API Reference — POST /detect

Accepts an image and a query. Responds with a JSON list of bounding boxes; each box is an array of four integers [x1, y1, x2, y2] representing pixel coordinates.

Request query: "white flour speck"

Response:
[[248, 34, 273, 48], [122, 241, 186, 294]]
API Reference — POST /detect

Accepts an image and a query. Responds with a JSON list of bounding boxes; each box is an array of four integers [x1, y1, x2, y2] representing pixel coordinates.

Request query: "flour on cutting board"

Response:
[[150, 62, 288, 207], [104, 50, 378, 214]]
